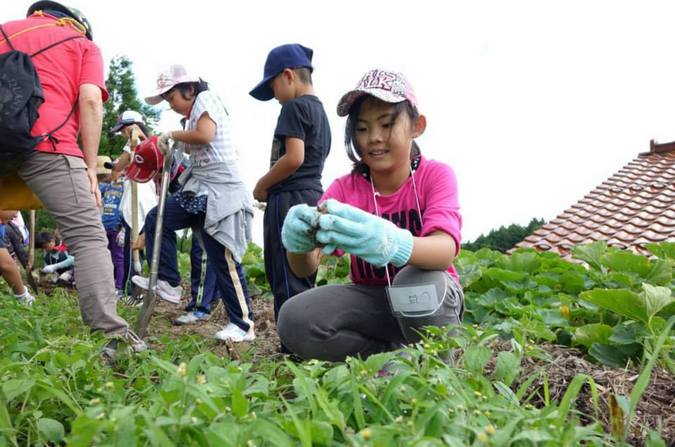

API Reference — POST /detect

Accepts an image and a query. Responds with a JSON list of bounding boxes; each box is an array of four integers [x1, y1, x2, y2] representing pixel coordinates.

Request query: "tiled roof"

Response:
[[516, 140, 675, 257]]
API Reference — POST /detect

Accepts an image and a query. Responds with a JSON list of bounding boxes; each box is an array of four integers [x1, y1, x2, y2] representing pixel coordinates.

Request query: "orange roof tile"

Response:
[[516, 140, 675, 257]]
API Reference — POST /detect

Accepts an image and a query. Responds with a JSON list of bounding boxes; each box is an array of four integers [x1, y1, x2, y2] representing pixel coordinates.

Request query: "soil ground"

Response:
[[143, 291, 282, 362]]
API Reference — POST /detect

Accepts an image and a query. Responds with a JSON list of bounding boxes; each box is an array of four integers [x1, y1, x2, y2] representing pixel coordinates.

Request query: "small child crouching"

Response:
[[35, 231, 75, 285]]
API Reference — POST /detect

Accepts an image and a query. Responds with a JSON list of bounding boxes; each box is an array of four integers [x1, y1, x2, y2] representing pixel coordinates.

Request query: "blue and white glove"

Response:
[[42, 264, 57, 274], [316, 199, 414, 267], [281, 204, 322, 253]]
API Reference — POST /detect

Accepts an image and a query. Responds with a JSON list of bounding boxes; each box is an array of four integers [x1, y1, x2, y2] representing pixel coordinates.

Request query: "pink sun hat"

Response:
[[145, 64, 200, 105]]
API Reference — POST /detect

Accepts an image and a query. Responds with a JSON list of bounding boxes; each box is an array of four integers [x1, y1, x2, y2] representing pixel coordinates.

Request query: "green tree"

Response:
[[463, 217, 545, 252], [99, 55, 158, 157], [35, 210, 56, 231]]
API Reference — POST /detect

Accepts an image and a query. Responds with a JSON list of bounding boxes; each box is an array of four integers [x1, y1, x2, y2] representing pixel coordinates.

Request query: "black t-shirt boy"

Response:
[[268, 95, 331, 194]]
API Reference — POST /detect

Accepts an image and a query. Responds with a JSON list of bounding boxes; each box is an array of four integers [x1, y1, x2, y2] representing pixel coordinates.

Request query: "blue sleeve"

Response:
[[51, 254, 75, 270]]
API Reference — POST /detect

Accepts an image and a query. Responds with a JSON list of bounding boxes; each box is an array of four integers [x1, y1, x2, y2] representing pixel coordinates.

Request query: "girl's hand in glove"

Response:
[[316, 199, 414, 267], [158, 131, 174, 154], [281, 204, 322, 253]]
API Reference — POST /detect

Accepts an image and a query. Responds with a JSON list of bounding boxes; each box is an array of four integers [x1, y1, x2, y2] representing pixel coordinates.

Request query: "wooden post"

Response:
[[26, 210, 39, 293]]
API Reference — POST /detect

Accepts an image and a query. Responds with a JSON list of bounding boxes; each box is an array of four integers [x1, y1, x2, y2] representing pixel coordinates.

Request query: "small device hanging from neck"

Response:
[[368, 155, 424, 287]]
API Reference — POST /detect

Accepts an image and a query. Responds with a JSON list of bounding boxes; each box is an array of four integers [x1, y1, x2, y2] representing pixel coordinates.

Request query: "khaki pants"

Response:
[[18, 152, 129, 336]]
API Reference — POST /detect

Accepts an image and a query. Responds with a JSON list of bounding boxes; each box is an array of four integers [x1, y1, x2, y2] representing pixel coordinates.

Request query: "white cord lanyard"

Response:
[[369, 164, 449, 317]]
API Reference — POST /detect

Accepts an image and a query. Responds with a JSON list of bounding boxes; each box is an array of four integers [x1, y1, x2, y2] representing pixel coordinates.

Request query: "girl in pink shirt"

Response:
[[277, 69, 464, 362]]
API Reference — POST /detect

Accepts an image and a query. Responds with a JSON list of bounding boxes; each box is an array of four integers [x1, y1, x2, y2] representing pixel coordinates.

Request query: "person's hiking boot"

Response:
[[174, 310, 209, 325], [214, 322, 255, 342], [102, 329, 148, 361], [131, 275, 182, 304]]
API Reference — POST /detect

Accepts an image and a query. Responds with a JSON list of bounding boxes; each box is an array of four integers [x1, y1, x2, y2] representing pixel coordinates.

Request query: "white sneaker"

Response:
[[131, 275, 182, 304], [131, 275, 149, 289], [157, 280, 182, 304], [214, 322, 255, 342], [174, 310, 209, 325]]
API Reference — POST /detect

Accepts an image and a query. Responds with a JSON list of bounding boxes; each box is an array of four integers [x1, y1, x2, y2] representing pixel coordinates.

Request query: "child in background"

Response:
[[98, 156, 125, 296], [10, 212, 29, 245], [249, 44, 331, 351], [0, 210, 35, 305], [36, 231, 75, 285], [3, 212, 30, 271], [278, 69, 464, 361], [109, 111, 158, 295]]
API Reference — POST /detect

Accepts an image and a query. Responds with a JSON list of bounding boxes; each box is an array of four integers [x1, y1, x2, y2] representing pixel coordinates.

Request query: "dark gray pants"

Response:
[[277, 266, 464, 362]]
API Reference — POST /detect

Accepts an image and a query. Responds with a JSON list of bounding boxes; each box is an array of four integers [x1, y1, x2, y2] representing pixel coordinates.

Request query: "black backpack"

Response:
[[0, 23, 84, 174]]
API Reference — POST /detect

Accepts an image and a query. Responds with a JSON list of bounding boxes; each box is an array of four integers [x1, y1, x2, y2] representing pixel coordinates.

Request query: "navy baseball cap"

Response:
[[249, 43, 314, 101]]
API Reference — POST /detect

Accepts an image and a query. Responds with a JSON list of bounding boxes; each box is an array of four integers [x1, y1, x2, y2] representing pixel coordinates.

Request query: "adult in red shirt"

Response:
[[0, 1, 145, 355]]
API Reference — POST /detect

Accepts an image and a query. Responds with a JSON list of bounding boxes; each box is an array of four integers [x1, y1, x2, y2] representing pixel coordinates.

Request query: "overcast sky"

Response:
[[6, 1, 675, 245]]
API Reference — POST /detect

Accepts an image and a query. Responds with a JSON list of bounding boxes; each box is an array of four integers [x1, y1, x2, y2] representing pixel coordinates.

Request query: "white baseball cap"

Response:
[[111, 110, 145, 132], [145, 64, 200, 105]]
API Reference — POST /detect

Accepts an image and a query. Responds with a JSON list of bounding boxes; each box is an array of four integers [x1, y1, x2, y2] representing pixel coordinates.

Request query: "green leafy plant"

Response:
[[459, 242, 674, 371], [0, 242, 672, 445]]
